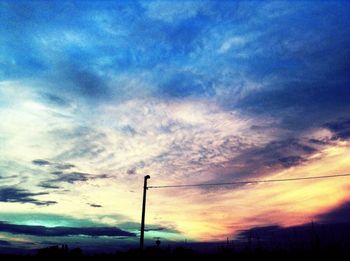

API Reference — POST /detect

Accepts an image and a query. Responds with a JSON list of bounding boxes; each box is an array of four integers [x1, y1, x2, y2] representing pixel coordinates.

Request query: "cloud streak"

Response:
[[0, 187, 56, 206], [0, 222, 135, 237]]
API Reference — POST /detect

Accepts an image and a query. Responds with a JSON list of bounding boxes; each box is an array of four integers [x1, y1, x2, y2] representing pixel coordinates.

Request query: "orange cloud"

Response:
[[145, 140, 350, 241]]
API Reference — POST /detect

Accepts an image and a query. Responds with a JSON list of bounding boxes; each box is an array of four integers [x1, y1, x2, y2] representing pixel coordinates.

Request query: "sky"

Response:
[[1, 0, 350, 253]]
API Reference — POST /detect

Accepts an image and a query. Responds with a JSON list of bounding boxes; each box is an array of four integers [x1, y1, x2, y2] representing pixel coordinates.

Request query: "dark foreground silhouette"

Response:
[[0, 247, 349, 260], [2, 222, 350, 260], [1, 242, 350, 260]]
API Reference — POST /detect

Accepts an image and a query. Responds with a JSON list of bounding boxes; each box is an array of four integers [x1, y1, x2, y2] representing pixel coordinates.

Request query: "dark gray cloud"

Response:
[[145, 226, 179, 234], [38, 183, 61, 189], [89, 203, 102, 208], [33, 159, 76, 170], [144, 227, 177, 232], [45, 172, 109, 185], [187, 136, 325, 193], [308, 138, 328, 145], [0, 240, 12, 246], [249, 139, 316, 167], [0, 221, 135, 237], [212, 138, 318, 183], [51, 171, 63, 175], [237, 81, 350, 131], [118, 222, 179, 234], [0, 187, 56, 206], [324, 118, 350, 140], [50, 172, 89, 184], [32, 159, 51, 166], [55, 163, 75, 170], [318, 201, 350, 224]]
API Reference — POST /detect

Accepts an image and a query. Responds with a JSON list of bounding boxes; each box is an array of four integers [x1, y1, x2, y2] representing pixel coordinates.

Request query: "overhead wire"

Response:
[[147, 173, 350, 189]]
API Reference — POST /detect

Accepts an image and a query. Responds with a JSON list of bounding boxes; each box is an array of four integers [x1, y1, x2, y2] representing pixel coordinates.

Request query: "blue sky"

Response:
[[1, 0, 350, 253]]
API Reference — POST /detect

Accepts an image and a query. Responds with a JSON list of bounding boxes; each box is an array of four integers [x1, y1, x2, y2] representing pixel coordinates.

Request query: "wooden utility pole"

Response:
[[140, 175, 150, 251]]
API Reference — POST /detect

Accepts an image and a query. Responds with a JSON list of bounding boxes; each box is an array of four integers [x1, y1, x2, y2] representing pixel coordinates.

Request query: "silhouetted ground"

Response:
[[1, 244, 350, 260], [2, 222, 350, 259]]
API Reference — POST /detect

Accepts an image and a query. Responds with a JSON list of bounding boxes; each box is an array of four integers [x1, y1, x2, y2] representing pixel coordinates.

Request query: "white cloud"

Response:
[[83, 98, 275, 184], [0, 80, 276, 236], [218, 36, 248, 54]]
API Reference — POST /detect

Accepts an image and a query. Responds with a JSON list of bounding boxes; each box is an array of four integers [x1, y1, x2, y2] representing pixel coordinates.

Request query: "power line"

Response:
[[148, 173, 350, 189]]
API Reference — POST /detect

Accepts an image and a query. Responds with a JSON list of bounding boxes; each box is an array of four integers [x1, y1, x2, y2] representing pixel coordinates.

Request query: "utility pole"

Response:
[[140, 175, 150, 251]]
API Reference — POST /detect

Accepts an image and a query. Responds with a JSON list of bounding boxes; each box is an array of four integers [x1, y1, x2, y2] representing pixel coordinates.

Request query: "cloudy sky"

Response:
[[1, 0, 350, 252]]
